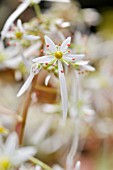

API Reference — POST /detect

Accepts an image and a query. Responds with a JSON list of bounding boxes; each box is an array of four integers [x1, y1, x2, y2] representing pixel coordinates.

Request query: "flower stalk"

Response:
[[30, 157, 54, 170]]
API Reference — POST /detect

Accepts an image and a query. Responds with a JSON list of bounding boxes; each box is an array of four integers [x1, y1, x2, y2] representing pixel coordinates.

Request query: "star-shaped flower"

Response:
[[0, 132, 36, 170], [5, 19, 40, 45], [1, 0, 70, 39], [17, 35, 95, 121]]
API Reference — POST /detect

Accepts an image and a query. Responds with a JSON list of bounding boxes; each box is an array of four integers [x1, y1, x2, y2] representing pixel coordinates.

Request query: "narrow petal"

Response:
[[12, 147, 36, 165], [5, 132, 18, 155], [1, 2, 29, 39], [82, 65, 95, 71], [17, 19, 25, 33], [66, 54, 85, 60], [17, 72, 34, 97], [23, 35, 40, 41], [45, 74, 51, 86], [60, 37, 71, 52], [58, 60, 68, 121], [44, 35, 57, 52], [33, 56, 53, 63], [76, 60, 89, 66]]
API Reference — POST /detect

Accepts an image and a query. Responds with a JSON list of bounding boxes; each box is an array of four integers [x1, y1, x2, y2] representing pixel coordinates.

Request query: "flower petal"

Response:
[[44, 35, 57, 52], [12, 147, 36, 165], [66, 54, 85, 60], [75, 161, 81, 170], [1, 2, 29, 39], [75, 61, 89, 66], [82, 65, 95, 71], [17, 72, 34, 97], [23, 35, 40, 41], [17, 19, 25, 33], [4, 132, 18, 155], [60, 37, 71, 52], [58, 60, 68, 121], [45, 74, 51, 86], [33, 56, 53, 63]]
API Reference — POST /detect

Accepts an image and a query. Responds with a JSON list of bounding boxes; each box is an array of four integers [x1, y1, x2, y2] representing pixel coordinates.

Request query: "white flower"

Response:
[[0, 132, 36, 170], [17, 35, 94, 121], [1, 0, 70, 39], [5, 19, 40, 43]]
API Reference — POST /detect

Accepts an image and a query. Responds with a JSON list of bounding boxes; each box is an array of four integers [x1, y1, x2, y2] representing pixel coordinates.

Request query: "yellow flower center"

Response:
[[0, 158, 11, 170], [55, 51, 63, 59], [15, 32, 23, 39], [0, 126, 8, 134]]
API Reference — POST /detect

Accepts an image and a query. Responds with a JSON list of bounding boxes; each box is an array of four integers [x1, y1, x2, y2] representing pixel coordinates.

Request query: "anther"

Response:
[[46, 44, 49, 48], [61, 70, 64, 73], [67, 44, 70, 47], [72, 58, 75, 60], [46, 63, 48, 65], [41, 49, 43, 53], [68, 50, 70, 53]]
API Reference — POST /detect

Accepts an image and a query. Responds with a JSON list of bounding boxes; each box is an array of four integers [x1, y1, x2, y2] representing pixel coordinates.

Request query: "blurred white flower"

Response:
[[0, 132, 36, 170], [1, 0, 70, 39], [5, 19, 40, 44]]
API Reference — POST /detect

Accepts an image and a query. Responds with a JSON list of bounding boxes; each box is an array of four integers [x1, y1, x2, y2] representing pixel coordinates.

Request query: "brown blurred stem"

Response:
[[19, 76, 37, 145]]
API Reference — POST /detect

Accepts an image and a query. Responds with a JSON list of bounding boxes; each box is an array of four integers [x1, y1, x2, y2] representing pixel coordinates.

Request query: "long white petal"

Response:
[[83, 64, 95, 71], [33, 56, 53, 63], [23, 35, 40, 41], [12, 147, 36, 165], [60, 37, 71, 53], [58, 60, 68, 121], [17, 19, 25, 33], [1, 2, 29, 39], [17, 73, 34, 97], [5, 132, 18, 155], [66, 54, 85, 60], [45, 74, 51, 86], [44, 35, 56, 52], [76, 60, 89, 66]]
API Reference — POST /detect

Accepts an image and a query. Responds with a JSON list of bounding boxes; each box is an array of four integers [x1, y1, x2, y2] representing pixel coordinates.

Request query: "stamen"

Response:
[[61, 70, 64, 73], [72, 58, 75, 60], [68, 50, 71, 53], [46, 63, 48, 65], [67, 44, 70, 47], [58, 44, 61, 46]]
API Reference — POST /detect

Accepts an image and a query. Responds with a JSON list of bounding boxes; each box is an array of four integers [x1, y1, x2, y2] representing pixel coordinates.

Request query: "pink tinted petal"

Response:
[[58, 60, 68, 121], [60, 37, 71, 52], [44, 35, 56, 52]]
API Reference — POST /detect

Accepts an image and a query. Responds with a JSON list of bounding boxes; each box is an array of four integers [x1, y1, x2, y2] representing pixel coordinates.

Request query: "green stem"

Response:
[[30, 157, 54, 170], [33, 4, 41, 18]]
